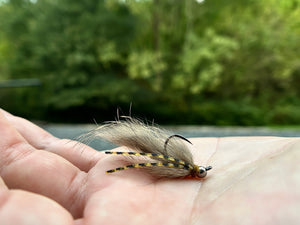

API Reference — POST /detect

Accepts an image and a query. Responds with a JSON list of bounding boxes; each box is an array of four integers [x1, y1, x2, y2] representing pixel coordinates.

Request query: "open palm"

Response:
[[0, 109, 299, 225]]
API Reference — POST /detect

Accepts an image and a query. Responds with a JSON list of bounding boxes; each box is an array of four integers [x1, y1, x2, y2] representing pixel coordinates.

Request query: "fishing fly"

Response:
[[85, 117, 212, 179]]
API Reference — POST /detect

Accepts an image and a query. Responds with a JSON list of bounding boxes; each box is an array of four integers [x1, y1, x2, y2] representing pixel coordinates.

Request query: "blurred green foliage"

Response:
[[0, 0, 299, 124]]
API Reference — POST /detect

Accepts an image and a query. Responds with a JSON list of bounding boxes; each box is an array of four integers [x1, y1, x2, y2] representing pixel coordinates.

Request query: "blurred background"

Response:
[[0, 0, 299, 130]]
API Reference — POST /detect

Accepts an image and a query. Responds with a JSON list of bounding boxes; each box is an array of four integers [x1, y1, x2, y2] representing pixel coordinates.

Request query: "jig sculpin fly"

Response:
[[87, 118, 212, 178]]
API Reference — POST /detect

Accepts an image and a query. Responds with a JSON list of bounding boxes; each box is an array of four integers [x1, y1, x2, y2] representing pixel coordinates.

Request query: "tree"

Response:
[[0, 0, 299, 124]]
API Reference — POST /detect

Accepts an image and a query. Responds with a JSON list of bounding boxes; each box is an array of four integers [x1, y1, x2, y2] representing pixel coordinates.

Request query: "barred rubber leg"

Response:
[[106, 162, 190, 174], [105, 151, 193, 170]]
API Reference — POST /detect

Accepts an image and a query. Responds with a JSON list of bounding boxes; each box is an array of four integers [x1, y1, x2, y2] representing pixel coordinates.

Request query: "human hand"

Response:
[[0, 109, 299, 225]]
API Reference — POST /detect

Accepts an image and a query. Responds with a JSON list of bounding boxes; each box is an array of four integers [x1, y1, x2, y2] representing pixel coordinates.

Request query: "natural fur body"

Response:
[[84, 118, 211, 178]]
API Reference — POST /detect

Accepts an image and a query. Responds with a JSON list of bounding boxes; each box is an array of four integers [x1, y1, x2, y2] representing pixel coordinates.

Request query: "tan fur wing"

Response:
[[141, 166, 191, 178], [83, 118, 194, 165]]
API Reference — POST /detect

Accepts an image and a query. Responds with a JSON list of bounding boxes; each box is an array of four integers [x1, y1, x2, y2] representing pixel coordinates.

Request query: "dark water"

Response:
[[41, 124, 300, 151]]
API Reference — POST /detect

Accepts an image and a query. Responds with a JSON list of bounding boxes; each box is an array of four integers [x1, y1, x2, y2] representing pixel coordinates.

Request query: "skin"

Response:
[[0, 108, 299, 225]]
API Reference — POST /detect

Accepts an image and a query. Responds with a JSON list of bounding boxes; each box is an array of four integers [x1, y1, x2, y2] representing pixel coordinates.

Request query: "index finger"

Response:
[[0, 109, 102, 172]]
